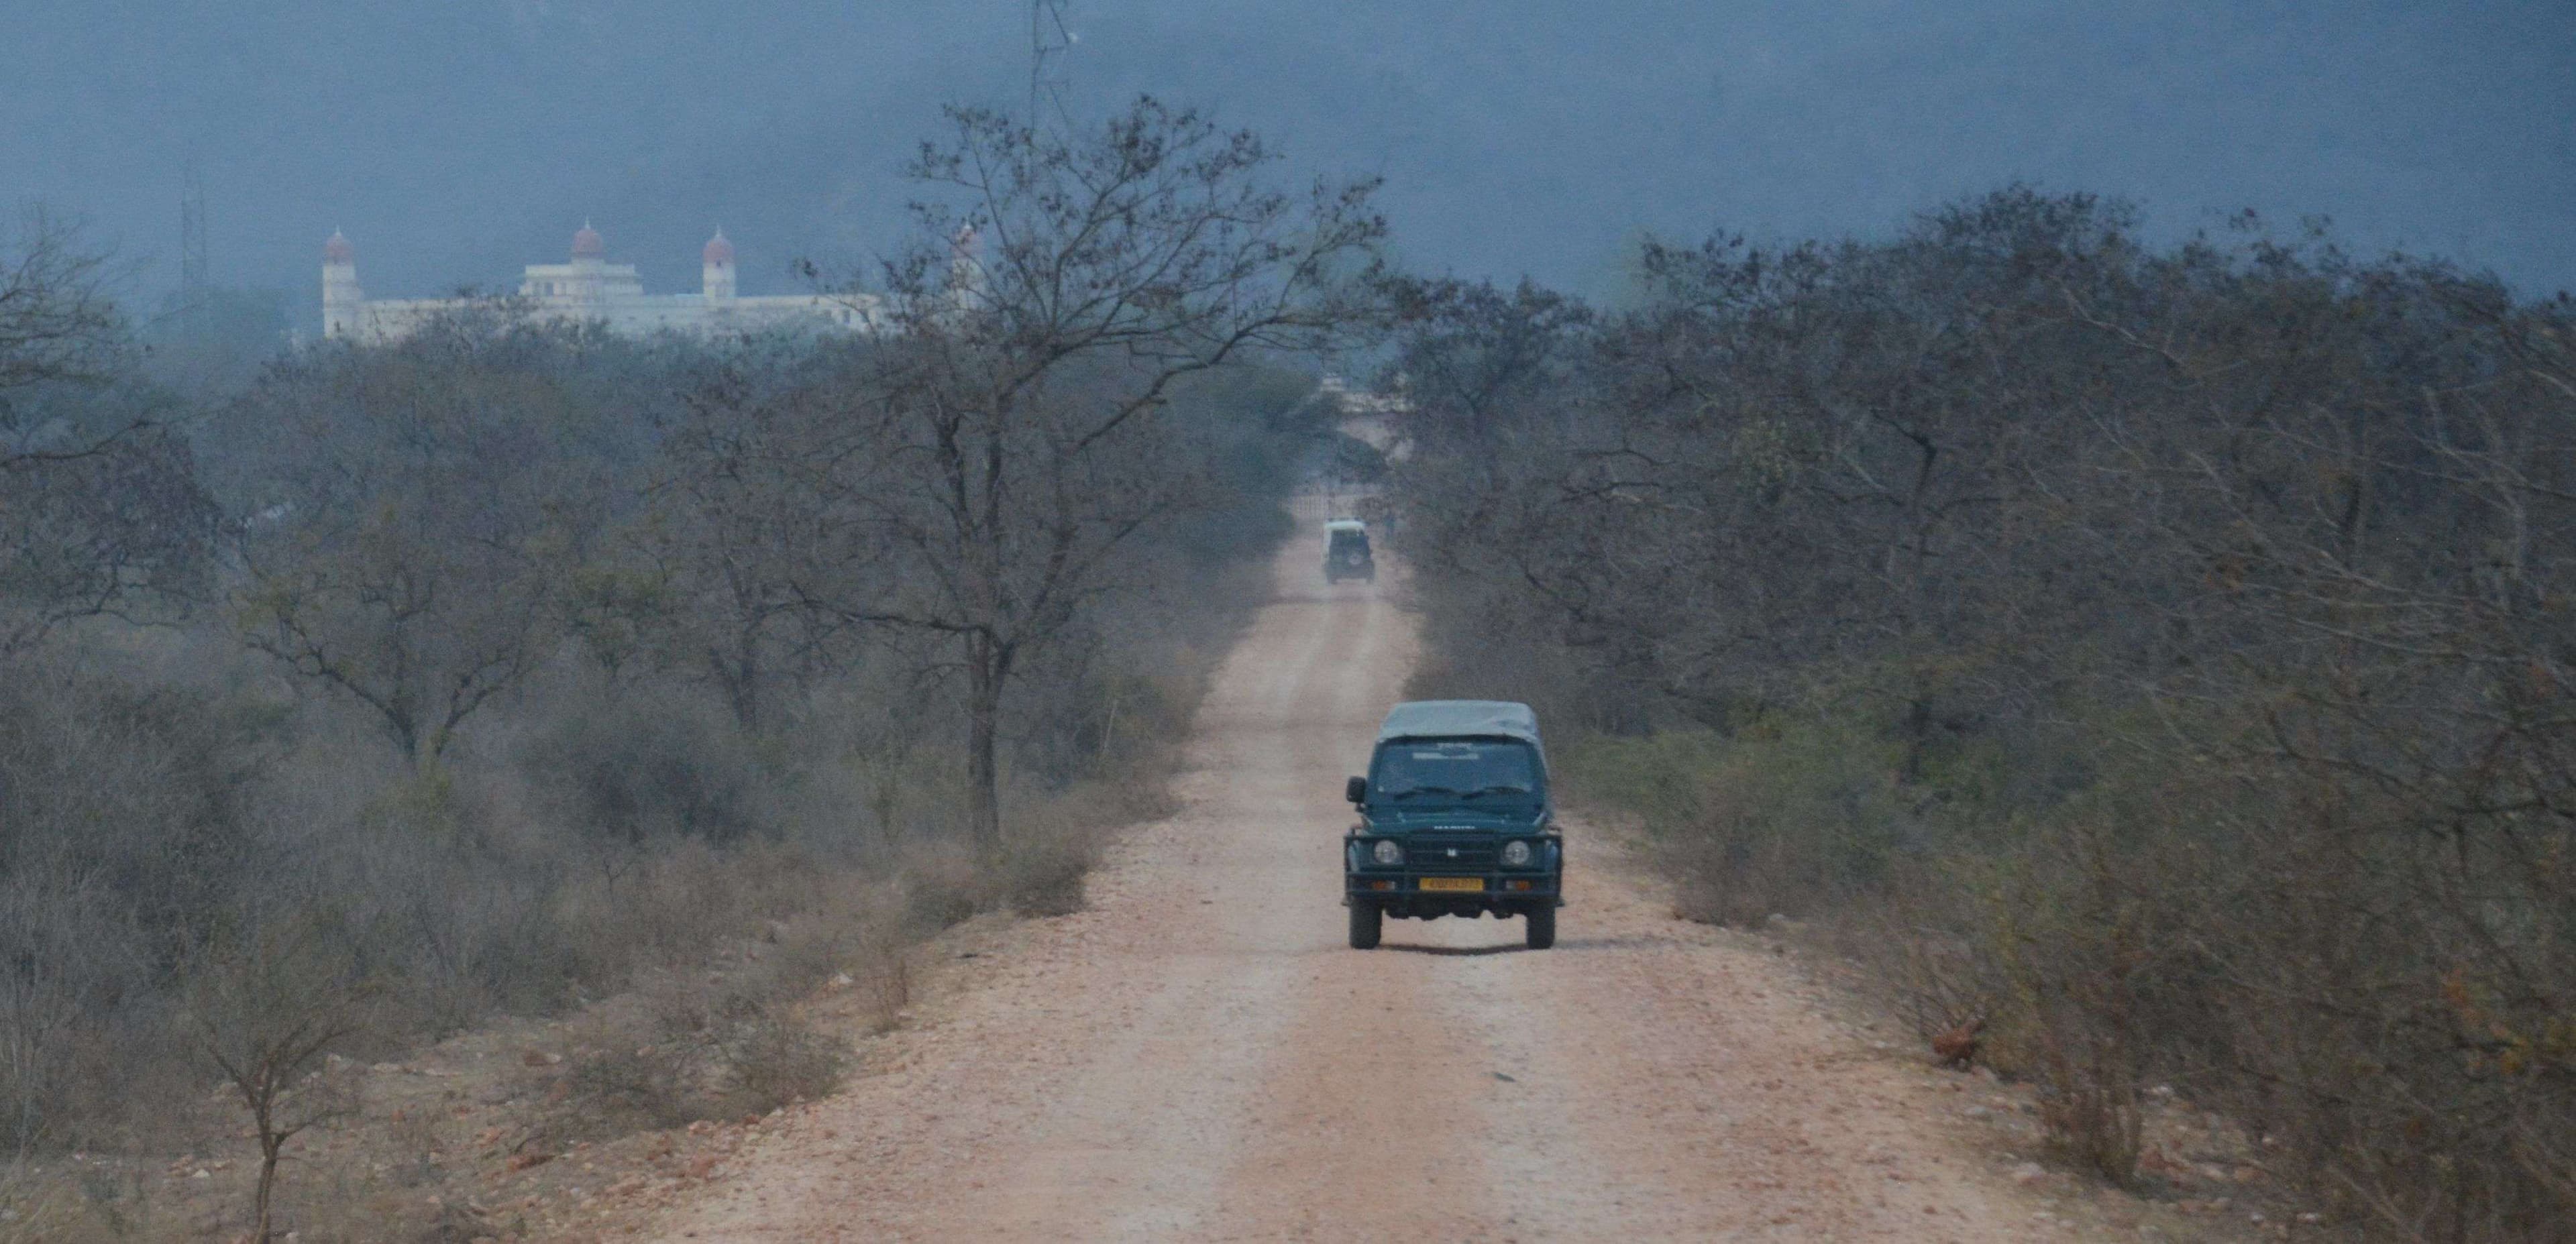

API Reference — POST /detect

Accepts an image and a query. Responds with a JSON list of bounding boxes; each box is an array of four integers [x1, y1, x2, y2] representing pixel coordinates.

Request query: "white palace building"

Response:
[[321, 223, 881, 342]]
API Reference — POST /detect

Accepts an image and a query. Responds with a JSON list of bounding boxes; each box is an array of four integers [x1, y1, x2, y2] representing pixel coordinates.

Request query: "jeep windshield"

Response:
[[1369, 738, 1540, 806]]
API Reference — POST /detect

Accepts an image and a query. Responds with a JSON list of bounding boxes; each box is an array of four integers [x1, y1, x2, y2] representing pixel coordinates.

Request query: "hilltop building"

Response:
[[321, 224, 880, 342]]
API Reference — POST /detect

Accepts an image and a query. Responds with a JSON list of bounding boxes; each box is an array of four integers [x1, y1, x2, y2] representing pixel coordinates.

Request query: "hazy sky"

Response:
[[7, 1, 2571, 329]]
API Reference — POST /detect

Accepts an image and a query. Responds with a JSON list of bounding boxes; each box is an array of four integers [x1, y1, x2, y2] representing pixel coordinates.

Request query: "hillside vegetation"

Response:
[[0, 99, 1373, 1239], [1389, 190, 2576, 1241]]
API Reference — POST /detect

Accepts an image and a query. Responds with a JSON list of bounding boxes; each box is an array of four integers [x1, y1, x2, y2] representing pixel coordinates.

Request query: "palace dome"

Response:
[[323, 230, 354, 263], [572, 222, 605, 258], [703, 229, 735, 266]]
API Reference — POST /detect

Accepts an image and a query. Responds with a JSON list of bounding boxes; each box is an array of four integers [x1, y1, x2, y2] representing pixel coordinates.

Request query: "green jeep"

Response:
[[1342, 700, 1562, 950], [1323, 519, 1375, 583]]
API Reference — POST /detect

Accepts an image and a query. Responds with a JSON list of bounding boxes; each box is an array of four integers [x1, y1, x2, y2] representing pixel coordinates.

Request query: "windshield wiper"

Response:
[[1460, 785, 1533, 799], [1386, 785, 1465, 800]]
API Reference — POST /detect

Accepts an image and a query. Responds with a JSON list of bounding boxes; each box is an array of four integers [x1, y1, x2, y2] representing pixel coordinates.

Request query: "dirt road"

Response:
[[641, 500, 2082, 1241]]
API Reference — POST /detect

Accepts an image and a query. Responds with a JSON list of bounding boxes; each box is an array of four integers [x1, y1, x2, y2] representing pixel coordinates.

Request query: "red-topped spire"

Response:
[[323, 229, 354, 264], [702, 227, 734, 266], [572, 221, 604, 258]]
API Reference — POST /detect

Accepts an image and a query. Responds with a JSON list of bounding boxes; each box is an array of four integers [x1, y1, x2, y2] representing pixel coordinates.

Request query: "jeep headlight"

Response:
[[1501, 840, 1534, 867], [1371, 839, 1403, 866]]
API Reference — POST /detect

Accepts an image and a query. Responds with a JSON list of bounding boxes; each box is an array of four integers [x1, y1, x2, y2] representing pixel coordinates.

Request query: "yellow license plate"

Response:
[[1419, 877, 1484, 893]]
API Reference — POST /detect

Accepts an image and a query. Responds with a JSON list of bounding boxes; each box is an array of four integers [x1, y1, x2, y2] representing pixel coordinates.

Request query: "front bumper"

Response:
[[1344, 871, 1562, 915], [1342, 833, 1564, 914]]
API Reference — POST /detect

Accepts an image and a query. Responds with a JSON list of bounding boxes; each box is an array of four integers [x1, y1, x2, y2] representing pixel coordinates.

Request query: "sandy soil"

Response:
[[631, 498, 2116, 1243]]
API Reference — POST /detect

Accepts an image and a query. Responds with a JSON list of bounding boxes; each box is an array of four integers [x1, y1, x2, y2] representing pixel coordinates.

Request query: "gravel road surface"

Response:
[[641, 498, 2084, 1242]]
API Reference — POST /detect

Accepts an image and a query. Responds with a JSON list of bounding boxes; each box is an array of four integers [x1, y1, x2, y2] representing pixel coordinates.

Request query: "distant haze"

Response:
[[9, 0, 2571, 330]]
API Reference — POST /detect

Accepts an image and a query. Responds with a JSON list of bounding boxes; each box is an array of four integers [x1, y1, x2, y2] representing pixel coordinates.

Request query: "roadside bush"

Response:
[[0, 661, 269, 1149], [593, 968, 851, 1124], [1982, 817, 2159, 1182], [0, 663, 265, 943], [722, 1013, 850, 1113], [0, 1161, 99, 1244], [1562, 717, 1915, 926], [553, 1010, 700, 1133], [1388, 191, 2576, 1237], [1000, 813, 1104, 918], [0, 872, 144, 1152], [518, 680, 773, 850], [894, 838, 994, 932], [1841, 862, 2000, 1051]]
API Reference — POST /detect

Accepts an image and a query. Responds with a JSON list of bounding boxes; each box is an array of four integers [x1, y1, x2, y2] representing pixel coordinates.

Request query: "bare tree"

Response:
[[798, 97, 1385, 846], [641, 335, 853, 732], [230, 313, 613, 768], [0, 207, 123, 451], [184, 906, 374, 1243], [0, 208, 213, 659]]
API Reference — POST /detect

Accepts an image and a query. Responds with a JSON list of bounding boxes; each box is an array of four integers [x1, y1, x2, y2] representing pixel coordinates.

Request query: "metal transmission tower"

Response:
[[1028, 0, 1075, 134], [178, 166, 209, 312]]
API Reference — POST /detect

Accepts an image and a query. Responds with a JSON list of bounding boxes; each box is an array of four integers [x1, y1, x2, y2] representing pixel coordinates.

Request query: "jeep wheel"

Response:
[[1348, 901, 1383, 950], [1524, 905, 1556, 950]]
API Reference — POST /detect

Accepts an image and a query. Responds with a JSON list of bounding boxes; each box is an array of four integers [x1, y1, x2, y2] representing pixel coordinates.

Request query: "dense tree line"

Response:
[[0, 99, 1367, 1232], [1387, 189, 2576, 1239]]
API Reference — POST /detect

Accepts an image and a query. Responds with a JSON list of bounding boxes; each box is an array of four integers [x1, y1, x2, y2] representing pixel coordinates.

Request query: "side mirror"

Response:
[[1345, 776, 1368, 806]]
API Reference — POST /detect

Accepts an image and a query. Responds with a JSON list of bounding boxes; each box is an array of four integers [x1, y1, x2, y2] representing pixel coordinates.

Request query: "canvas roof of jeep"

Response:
[[1326, 519, 1367, 532], [1375, 700, 1542, 751]]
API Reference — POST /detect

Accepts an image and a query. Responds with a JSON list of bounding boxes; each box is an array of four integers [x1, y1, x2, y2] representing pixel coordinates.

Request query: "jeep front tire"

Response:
[[1524, 905, 1556, 950], [1348, 901, 1383, 950]]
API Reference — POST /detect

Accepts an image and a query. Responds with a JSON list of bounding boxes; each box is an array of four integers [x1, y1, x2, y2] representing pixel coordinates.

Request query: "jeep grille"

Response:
[[1407, 834, 1499, 870]]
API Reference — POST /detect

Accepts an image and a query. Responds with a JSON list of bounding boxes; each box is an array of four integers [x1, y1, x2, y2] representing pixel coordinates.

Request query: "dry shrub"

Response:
[[555, 1011, 702, 1133], [1565, 722, 1911, 927], [723, 1013, 849, 1111], [552, 839, 859, 993], [1000, 813, 1106, 918], [632, 971, 849, 1117], [1573, 714, 2179, 1185], [553, 842, 734, 986], [553, 991, 749, 1134], [0, 662, 264, 1151], [517, 679, 773, 848], [757, 910, 866, 999], [1973, 817, 2157, 1182], [2168, 767, 2576, 1238], [0, 1160, 119, 1244], [848, 953, 912, 1033], [894, 838, 991, 933], [2014, 968, 2151, 1183], [181, 905, 379, 1243], [1837, 863, 2000, 1048], [549, 882, 901, 1133], [274, 1149, 498, 1244]]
